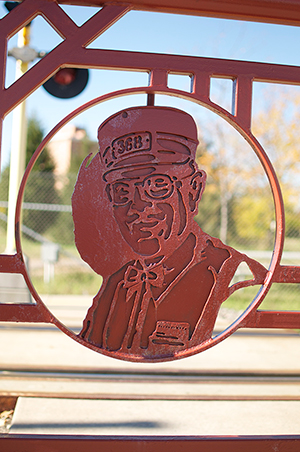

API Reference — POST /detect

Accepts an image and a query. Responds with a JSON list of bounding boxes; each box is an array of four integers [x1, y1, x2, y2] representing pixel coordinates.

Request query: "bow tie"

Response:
[[123, 260, 173, 304], [123, 261, 168, 288]]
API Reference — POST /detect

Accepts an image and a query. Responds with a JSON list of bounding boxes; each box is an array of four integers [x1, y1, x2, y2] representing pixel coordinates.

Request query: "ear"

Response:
[[189, 170, 206, 212]]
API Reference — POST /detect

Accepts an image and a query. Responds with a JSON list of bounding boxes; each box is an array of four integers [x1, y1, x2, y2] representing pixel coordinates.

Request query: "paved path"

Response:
[[0, 323, 299, 373], [0, 295, 299, 436], [9, 398, 300, 436]]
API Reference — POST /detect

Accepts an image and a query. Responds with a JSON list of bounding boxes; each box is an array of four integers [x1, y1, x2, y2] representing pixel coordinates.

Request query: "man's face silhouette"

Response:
[[108, 168, 204, 257]]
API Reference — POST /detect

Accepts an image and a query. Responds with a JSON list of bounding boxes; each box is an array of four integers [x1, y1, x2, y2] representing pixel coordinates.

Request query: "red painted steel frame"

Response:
[[0, 0, 300, 448], [1, 435, 300, 451], [52, 0, 300, 28]]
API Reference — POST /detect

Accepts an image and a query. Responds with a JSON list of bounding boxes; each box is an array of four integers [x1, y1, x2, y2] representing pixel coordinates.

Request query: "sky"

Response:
[[2, 2, 300, 169]]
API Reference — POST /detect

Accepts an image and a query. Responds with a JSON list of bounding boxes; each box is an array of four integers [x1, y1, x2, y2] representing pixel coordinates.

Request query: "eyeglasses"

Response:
[[111, 174, 175, 205]]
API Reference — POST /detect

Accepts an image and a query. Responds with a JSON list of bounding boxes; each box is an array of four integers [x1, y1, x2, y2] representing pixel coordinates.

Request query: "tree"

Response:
[[26, 117, 55, 172], [48, 128, 98, 245], [195, 86, 300, 250], [23, 117, 61, 236], [232, 191, 275, 248], [0, 117, 60, 238], [68, 130, 98, 173], [250, 87, 300, 243], [194, 117, 259, 246]]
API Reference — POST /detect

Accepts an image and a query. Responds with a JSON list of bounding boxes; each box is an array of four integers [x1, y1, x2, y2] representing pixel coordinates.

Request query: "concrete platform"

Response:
[[1, 296, 299, 437], [9, 397, 300, 435], [0, 323, 299, 373]]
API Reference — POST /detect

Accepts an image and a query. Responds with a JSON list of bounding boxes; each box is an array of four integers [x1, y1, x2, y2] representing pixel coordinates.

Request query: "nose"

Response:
[[130, 187, 152, 212]]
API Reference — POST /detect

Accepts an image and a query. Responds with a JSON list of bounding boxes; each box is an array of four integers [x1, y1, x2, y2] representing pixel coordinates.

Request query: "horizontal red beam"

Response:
[[1, 435, 300, 452], [0, 303, 52, 323], [0, 254, 24, 274], [245, 310, 300, 329], [5, 48, 300, 118], [78, 48, 300, 83], [57, 0, 300, 28], [273, 265, 300, 283]]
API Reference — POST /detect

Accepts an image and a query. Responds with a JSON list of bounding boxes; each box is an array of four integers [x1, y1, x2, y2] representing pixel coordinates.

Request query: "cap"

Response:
[[97, 106, 198, 182]]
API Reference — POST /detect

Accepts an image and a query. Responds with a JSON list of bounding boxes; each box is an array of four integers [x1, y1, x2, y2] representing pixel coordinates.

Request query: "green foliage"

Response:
[[45, 128, 97, 245], [195, 88, 300, 249], [46, 174, 77, 245], [32, 270, 102, 295], [26, 117, 55, 172], [0, 166, 9, 201], [194, 181, 220, 237], [285, 201, 300, 238], [0, 116, 60, 236], [23, 172, 61, 235], [232, 193, 275, 248], [47, 130, 97, 245], [194, 138, 222, 237], [223, 283, 300, 312], [23, 117, 59, 235], [68, 133, 98, 173]]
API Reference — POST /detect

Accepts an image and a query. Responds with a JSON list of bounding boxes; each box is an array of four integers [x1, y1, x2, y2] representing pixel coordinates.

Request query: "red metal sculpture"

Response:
[[72, 105, 267, 361], [0, 0, 299, 362], [1, 1, 300, 450]]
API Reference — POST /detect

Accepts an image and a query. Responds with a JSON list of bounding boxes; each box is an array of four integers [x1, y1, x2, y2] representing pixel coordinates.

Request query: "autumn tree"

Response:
[[250, 87, 300, 244], [195, 86, 300, 250], [194, 115, 264, 247]]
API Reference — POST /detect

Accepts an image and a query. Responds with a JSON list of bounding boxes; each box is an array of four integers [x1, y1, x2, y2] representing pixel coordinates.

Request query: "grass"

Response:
[[0, 229, 80, 258], [227, 236, 300, 253], [283, 237, 300, 252], [224, 284, 300, 311], [31, 270, 103, 295], [31, 271, 300, 309], [1, 227, 300, 307]]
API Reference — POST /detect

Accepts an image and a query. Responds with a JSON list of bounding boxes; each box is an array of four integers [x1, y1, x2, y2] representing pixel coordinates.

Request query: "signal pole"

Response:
[[5, 26, 30, 253], [4, 2, 88, 253]]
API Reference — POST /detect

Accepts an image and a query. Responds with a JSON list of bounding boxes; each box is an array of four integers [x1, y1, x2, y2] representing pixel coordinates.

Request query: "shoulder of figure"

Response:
[[94, 259, 136, 300]]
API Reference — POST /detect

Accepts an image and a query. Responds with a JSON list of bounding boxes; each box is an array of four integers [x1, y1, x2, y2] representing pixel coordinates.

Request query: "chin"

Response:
[[131, 238, 160, 257]]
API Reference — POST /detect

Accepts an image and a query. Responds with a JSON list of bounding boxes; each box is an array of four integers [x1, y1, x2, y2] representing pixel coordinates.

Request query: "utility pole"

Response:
[[4, 2, 88, 253], [5, 25, 34, 253]]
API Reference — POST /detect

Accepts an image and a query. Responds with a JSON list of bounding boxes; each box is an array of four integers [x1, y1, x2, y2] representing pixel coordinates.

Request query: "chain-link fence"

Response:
[[0, 171, 102, 297], [0, 168, 299, 311]]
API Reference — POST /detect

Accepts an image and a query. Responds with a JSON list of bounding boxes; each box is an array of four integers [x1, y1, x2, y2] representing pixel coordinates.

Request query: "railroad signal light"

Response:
[[42, 68, 89, 99], [5, 2, 89, 99], [4, 1, 19, 12]]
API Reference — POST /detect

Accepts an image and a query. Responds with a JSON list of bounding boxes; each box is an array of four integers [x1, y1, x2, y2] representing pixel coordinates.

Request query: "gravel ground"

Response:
[[0, 410, 13, 433]]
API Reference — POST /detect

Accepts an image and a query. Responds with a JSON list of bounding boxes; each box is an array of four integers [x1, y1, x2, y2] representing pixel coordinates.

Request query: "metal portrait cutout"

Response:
[[2, 84, 299, 362], [1, 0, 300, 365], [72, 105, 267, 362]]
